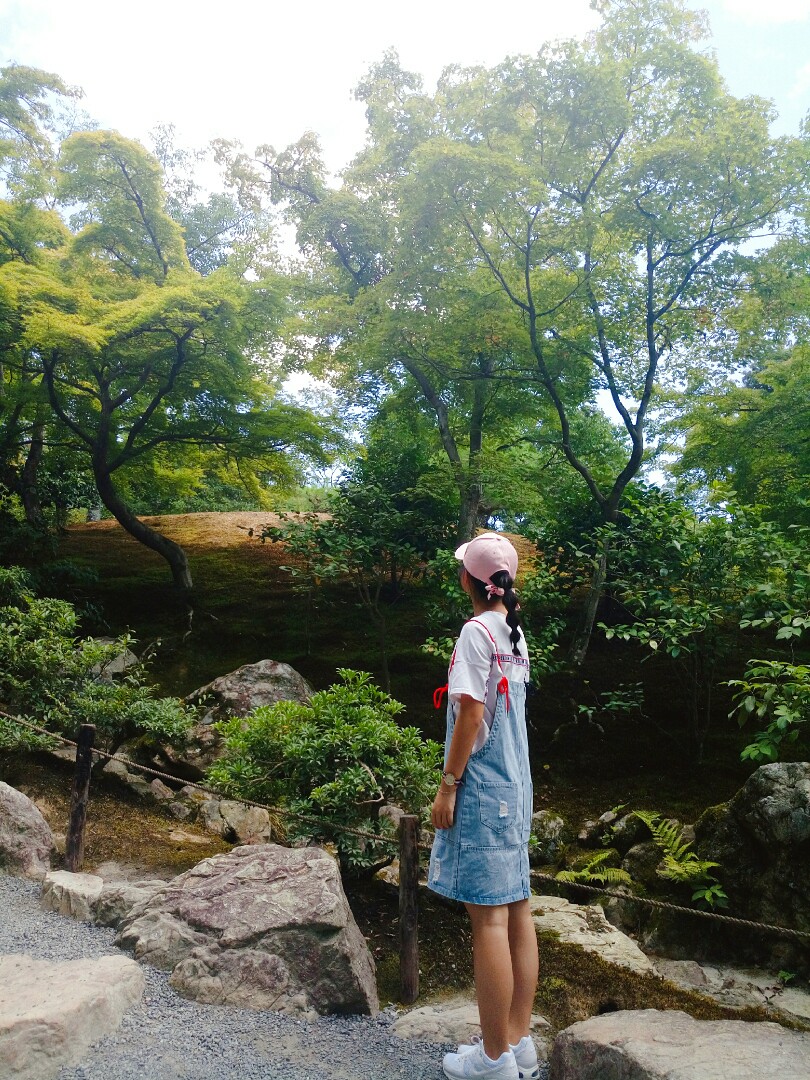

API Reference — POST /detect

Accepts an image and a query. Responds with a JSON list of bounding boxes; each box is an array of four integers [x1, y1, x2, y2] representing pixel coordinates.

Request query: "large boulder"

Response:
[[0, 953, 144, 1080], [165, 660, 314, 779], [693, 762, 810, 971], [116, 843, 378, 1017], [549, 1009, 810, 1080], [0, 783, 55, 881], [41, 871, 103, 921], [529, 895, 654, 976]]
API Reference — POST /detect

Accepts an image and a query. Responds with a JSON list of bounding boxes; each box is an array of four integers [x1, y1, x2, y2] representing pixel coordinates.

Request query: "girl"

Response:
[[429, 532, 539, 1080]]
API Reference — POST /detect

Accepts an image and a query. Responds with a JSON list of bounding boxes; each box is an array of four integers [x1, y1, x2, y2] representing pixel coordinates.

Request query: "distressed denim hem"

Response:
[[426, 879, 530, 906]]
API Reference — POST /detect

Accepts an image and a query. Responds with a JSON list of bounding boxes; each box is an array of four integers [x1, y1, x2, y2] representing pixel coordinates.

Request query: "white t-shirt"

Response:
[[448, 610, 530, 752]]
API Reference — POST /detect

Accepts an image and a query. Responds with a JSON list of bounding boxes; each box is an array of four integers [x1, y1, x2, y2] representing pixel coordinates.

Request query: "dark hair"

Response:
[[466, 568, 523, 656]]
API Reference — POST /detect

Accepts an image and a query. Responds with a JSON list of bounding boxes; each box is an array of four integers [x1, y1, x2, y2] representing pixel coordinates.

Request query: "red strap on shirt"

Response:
[[432, 619, 510, 710], [433, 684, 448, 710], [497, 675, 509, 712]]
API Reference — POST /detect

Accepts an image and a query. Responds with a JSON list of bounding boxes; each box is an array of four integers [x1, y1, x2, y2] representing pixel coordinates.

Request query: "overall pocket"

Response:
[[478, 781, 519, 836]]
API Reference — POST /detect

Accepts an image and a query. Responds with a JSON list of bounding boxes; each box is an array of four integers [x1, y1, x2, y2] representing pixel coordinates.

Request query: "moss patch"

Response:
[[344, 880, 473, 1006], [0, 752, 229, 875]]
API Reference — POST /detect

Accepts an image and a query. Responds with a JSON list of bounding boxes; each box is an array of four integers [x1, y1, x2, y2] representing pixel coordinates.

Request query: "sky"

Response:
[[1, 0, 808, 176]]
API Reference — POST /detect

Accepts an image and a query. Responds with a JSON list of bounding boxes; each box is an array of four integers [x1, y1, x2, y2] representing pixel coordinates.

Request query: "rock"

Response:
[[600, 885, 640, 935], [116, 843, 378, 1016], [0, 953, 144, 1080], [621, 841, 663, 888], [529, 811, 570, 865], [379, 804, 405, 826], [779, 985, 810, 1022], [577, 819, 601, 846], [734, 762, 810, 846], [0, 782, 55, 881], [693, 762, 810, 972], [653, 959, 810, 1022], [394, 995, 550, 1055], [95, 879, 168, 929], [168, 660, 314, 779], [529, 895, 654, 975], [549, 1008, 810, 1079], [41, 871, 103, 922], [127, 777, 156, 800], [610, 813, 649, 855], [101, 756, 131, 780], [90, 638, 139, 678], [187, 659, 315, 722], [149, 778, 175, 801], [39, 870, 167, 929], [198, 798, 274, 843], [167, 828, 212, 846], [374, 859, 400, 887]]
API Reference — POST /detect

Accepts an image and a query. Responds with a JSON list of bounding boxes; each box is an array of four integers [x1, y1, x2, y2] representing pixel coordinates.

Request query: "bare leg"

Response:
[[507, 899, 539, 1043], [465, 902, 512, 1059]]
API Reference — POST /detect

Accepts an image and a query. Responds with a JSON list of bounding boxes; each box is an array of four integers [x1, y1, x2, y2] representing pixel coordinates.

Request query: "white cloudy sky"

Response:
[[1, 0, 808, 174]]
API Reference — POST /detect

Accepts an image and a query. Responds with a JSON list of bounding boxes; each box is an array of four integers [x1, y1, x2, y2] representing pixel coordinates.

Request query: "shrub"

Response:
[[207, 669, 442, 875], [0, 567, 195, 756], [727, 659, 810, 763]]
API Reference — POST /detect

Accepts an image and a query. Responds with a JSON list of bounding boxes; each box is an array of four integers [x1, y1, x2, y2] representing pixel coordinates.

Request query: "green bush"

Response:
[[207, 669, 442, 875], [0, 567, 195, 756]]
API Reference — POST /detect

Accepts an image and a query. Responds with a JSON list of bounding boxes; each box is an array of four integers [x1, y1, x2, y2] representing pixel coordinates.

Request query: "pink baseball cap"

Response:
[[455, 532, 518, 583]]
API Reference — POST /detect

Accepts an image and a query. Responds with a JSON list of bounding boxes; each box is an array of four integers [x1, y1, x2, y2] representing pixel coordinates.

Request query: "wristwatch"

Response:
[[441, 770, 462, 788]]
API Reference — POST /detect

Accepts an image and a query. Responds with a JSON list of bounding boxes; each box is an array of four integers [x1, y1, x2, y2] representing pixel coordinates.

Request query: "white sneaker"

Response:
[[442, 1041, 519, 1079], [457, 1035, 539, 1080]]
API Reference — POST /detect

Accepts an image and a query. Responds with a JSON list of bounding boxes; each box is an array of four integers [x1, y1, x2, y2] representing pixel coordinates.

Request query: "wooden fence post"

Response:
[[398, 813, 420, 1004], [65, 724, 95, 872]]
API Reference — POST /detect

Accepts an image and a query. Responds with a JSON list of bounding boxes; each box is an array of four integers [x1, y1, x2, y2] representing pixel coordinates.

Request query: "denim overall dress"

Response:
[[428, 620, 532, 906]]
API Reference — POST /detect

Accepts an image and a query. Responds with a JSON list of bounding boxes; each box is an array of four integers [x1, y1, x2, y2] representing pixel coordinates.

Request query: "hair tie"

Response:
[[485, 584, 505, 598]]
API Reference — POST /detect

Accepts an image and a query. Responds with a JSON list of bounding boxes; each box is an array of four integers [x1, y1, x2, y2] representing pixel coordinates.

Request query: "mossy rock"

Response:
[[534, 934, 810, 1037]]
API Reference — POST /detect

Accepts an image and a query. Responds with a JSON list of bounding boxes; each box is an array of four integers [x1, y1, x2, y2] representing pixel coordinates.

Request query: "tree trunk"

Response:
[[456, 480, 482, 545], [455, 357, 490, 544], [94, 466, 193, 590], [567, 535, 610, 667], [20, 420, 45, 527]]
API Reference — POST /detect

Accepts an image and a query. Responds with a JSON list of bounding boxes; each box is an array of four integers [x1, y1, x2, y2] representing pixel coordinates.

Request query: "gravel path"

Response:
[[0, 872, 465, 1080]]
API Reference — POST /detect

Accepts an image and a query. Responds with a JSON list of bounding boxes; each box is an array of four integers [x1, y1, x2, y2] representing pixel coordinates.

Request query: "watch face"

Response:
[[443, 772, 456, 787]]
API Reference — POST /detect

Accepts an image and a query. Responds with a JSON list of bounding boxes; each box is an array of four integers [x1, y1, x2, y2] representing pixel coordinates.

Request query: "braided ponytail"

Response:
[[488, 569, 523, 656]]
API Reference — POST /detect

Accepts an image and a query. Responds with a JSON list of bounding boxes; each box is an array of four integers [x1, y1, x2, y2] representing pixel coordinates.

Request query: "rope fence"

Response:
[[2, 708, 809, 1006]]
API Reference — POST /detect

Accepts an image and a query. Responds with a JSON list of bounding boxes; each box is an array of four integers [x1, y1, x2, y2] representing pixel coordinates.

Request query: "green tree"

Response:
[[151, 123, 277, 278], [0, 62, 79, 526], [1, 131, 328, 587], [216, 66, 570, 545], [676, 215, 810, 527], [381, 0, 798, 660], [0, 62, 79, 197], [221, 3, 801, 661]]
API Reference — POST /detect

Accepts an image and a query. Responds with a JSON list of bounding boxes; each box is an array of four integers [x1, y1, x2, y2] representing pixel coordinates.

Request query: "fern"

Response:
[[556, 848, 633, 887], [633, 810, 721, 886]]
